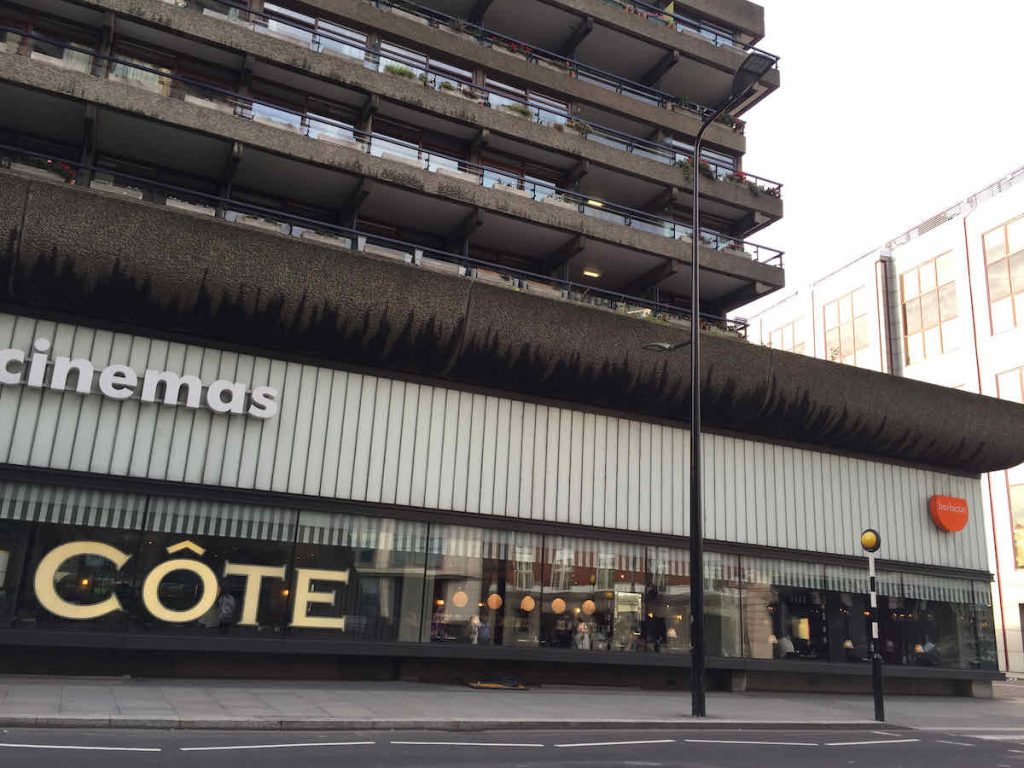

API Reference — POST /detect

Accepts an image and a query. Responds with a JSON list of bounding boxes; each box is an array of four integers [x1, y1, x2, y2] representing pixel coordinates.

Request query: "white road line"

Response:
[[0, 743, 162, 752], [555, 739, 676, 748], [935, 740, 975, 747], [181, 741, 374, 752], [918, 727, 1024, 732], [390, 741, 544, 748], [684, 739, 817, 747], [962, 736, 1024, 742], [873, 730, 900, 736], [826, 738, 920, 747]]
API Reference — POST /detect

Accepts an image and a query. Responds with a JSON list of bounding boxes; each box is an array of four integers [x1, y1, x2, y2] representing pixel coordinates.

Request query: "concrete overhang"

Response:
[[0, 63, 782, 299], [1, 171, 1021, 476]]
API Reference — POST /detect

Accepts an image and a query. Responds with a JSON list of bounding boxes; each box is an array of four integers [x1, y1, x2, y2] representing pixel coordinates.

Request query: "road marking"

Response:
[[826, 738, 920, 747], [873, 730, 900, 736], [684, 739, 817, 747], [390, 741, 544, 748], [555, 739, 676, 748], [181, 741, 374, 752], [0, 743, 161, 752], [962, 735, 1024, 742], [936, 740, 975, 747]]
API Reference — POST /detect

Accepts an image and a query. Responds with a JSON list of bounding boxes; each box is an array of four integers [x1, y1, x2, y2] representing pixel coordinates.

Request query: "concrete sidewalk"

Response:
[[0, 677, 1020, 732]]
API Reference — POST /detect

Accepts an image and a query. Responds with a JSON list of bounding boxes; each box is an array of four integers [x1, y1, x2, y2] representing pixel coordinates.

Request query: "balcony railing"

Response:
[[137, 0, 782, 193], [372, 0, 688, 110], [603, 0, 779, 60], [0, 144, 750, 337], [0, 28, 784, 266]]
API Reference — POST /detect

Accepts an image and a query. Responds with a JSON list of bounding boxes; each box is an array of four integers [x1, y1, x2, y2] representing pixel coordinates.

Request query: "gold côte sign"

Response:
[[33, 539, 350, 629]]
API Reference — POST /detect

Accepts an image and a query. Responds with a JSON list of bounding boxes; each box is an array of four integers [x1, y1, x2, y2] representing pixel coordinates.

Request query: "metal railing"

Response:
[[130, 0, 780, 191], [0, 144, 751, 336], [606, 0, 780, 60], [1, 28, 784, 265], [372, 0, 686, 109]]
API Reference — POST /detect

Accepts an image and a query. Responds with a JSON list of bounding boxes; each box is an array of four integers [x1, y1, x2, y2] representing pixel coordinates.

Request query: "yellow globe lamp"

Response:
[[860, 528, 881, 553]]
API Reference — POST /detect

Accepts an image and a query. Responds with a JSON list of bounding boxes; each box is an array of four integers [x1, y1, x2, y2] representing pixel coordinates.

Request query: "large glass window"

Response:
[[741, 557, 827, 661], [293, 511, 427, 643], [540, 537, 645, 652], [133, 497, 298, 637], [0, 479, 1000, 670], [984, 216, 1024, 333], [822, 289, 871, 366], [901, 253, 961, 364], [424, 527, 542, 648]]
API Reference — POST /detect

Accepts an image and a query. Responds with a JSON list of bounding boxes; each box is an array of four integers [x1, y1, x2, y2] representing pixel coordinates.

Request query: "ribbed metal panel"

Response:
[[0, 313, 988, 570]]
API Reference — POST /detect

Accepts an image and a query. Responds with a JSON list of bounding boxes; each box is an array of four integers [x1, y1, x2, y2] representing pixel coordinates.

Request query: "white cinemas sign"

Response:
[[0, 338, 279, 419]]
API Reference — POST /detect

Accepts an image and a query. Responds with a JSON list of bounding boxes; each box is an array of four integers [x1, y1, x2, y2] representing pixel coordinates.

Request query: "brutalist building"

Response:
[[0, 0, 1021, 695]]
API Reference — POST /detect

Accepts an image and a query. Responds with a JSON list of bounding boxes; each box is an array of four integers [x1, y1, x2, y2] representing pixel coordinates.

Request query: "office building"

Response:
[[744, 165, 1024, 678]]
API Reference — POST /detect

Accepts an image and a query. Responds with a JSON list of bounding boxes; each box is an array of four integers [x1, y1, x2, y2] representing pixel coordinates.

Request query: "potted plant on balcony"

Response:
[[383, 63, 416, 79], [499, 102, 535, 119]]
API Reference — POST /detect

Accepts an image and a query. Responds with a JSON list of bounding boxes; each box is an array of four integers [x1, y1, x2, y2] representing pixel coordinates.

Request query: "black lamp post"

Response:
[[644, 50, 776, 719]]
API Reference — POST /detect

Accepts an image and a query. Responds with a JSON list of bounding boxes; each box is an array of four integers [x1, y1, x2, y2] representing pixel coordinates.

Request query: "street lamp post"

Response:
[[644, 51, 776, 719]]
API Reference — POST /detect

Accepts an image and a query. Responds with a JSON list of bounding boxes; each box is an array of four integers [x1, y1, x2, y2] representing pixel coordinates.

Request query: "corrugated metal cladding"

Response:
[[0, 313, 986, 570]]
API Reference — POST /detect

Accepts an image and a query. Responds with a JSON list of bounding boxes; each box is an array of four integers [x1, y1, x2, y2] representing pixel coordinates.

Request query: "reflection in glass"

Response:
[[540, 537, 645, 652], [294, 512, 427, 642], [424, 527, 541, 647], [741, 557, 826, 660]]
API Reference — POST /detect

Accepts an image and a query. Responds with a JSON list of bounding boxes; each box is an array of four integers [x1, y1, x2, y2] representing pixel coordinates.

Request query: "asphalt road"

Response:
[[0, 726, 1022, 767]]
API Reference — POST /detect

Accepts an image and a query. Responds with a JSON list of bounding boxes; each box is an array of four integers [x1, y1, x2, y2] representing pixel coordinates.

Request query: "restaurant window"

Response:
[[822, 288, 871, 366], [133, 497, 298, 637], [292, 511, 427, 643], [540, 537, 645, 652], [766, 319, 805, 355], [424, 526, 542, 648], [1009, 465, 1024, 569], [6, 483, 148, 633], [645, 547, 689, 654], [823, 565, 872, 663], [741, 557, 827, 661], [984, 216, 1024, 333], [879, 574, 980, 669], [901, 252, 961, 364]]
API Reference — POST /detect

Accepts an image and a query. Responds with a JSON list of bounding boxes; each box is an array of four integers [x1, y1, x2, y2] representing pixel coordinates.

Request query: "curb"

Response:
[[0, 717, 900, 732]]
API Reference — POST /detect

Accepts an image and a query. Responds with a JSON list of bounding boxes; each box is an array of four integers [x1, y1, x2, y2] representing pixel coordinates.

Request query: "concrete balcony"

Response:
[[0, 2, 783, 234], [0, 54, 783, 310], [412, 0, 780, 111]]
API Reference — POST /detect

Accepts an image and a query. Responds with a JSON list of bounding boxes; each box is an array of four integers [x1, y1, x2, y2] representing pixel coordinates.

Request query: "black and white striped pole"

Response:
[[860, 528, 884, 722]]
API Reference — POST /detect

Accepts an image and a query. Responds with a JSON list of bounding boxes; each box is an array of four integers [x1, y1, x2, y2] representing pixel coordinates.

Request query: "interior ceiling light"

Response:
[[582, 268, 601, 278], [586, 200, 604, 207]]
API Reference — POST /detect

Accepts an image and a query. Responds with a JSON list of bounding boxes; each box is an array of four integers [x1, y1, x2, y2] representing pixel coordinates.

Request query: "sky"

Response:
[[740, 1, 1024, 294]]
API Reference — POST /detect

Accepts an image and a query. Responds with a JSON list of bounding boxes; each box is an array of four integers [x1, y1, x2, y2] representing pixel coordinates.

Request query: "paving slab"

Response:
[[0, 677, 1017, 732]]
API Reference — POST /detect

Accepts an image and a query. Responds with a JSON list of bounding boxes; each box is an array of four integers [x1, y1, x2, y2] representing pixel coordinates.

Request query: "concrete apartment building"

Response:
[[0, 0, 1022, 695], [743, 165, 1024, 678]]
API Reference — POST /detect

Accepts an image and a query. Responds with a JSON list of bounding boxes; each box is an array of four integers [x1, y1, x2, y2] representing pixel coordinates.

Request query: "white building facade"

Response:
[[743, 166, 1024, 675]]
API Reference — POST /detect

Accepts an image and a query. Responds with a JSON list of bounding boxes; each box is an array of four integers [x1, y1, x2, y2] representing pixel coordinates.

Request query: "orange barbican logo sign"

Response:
[[929, 496, 969, 533]]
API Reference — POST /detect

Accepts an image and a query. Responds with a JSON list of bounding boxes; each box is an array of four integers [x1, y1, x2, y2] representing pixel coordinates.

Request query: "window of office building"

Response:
[[823, 289, 870, 365], [997, 366, 1024, 405], [767, 320, 805, 354], [1009, 465, 1024, 569], [984, 216, 1024, 333], [901, 253, 961, 363]]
